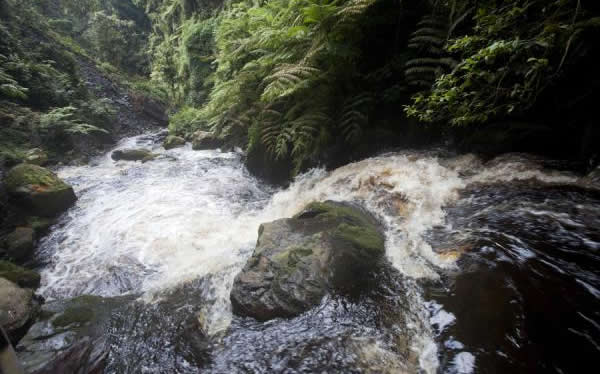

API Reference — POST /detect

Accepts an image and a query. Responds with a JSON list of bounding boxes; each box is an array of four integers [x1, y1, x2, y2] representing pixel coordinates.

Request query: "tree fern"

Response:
[[405, 14, 453, 89], [338, 93, 372, 143]]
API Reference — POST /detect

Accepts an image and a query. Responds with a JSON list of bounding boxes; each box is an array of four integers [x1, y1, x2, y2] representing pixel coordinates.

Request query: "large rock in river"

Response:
[[163, 135, 186, 150], [17, 295, 132, 374], [4, 164, 76, 217], [191, 131, 222, 150], [111, 148, 156, 162], [231, 201, 386, 321], [0, 278, 40, 341]]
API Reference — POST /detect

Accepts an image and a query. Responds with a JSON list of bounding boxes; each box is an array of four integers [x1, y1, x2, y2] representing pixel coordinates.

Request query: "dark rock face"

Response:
[[1, 227, 34, 261], [131, 94, 169, 126], [4, 164, 77, 217], [0, 278, 40, 342], [111, 148, 155, 162], [163, 135, 186, 150], [230, 201, 386, 321], [0, 260, 40, 289], [17, 295, 133, 374], [191, 131, 222, 150]]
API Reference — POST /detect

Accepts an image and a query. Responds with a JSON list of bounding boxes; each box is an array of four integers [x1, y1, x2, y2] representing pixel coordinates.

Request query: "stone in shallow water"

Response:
[[191, 131, 222, 150], [0, 278, 40, 342], [230, 200, 386, 321], [111, 148, 156, 162], [17, 294, 133, 374], [163, 135, 186, 150]]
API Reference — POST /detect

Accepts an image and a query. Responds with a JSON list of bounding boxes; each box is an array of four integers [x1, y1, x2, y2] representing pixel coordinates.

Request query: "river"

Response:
[[34, 131, 600, 373]]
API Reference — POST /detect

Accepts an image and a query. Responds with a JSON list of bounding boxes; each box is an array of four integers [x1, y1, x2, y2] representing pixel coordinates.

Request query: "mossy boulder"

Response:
[[17, 294, 134, 374], [163, 135, 186, 150], [111, 148, 157, 163], [230, 201, 385, 321], [0, 278, 40, 342], [1, 227, 35, 261], [191, 130, 222, 150], [4, 164, 77, 217], [0, 260, 40, 289], [24, 148, 48, 166]]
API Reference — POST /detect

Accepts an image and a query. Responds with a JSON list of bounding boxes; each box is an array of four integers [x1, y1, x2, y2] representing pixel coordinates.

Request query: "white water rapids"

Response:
[[36, 132, 586, 373]]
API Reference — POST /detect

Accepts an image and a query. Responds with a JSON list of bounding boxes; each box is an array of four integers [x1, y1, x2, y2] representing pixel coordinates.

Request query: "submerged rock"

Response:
[[1, 227, 34, 261], [4, 164, 77, 217], [17, 295, 133, 374], [191, 131, 222, 150], [0, 260, 40, 289], [24, 148, 48, 166], [111, 148, 156, 162], [163, 135, 186, 150], [0, 278, 40, 341], [230, 201, 386, 321]]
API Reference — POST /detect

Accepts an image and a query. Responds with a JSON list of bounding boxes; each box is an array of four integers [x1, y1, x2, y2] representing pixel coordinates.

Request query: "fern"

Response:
[[261, 63, 321, 101], [405, 14, 454, 89], [338, 93, 372, 143]]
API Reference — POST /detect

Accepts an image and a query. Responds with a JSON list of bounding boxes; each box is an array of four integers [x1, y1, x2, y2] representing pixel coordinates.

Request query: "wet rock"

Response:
[[231, 201, 385, 321], [24, 148, 48, 166], [1, 227, 35, 261], [131, 94, 168, 126], [163, 135, 186, 150], [0, 260, 40, 289], [191, 131, 222, 150], [581, 165, 600, 188], [0, 278, 40, 341], [111, 148, 156, 162], [17, 295, 133, 374], [4, 164, 77, 217]]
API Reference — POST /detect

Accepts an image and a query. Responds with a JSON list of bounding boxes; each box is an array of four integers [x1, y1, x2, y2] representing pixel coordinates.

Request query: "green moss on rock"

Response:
[[4, 164, 77, 217], [5, 164, 69, 193], [163, 135, 186, 150], [52, 305, 95, 327], [0, 260, 41, 289], [333, 223, 385, 255]]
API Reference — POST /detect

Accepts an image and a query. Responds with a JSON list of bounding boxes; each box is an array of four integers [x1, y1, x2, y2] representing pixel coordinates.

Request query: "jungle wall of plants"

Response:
[[140, 0, 600, 176]]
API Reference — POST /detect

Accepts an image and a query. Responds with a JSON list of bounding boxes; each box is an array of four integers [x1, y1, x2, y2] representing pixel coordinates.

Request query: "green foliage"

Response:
[[405, 0, 594, 126], [85, 10, 149, 74], [198, 0, 378, 168], [39, 106, 109, 137], [168, 106, 206, 135], [140, 0, 219, 105]]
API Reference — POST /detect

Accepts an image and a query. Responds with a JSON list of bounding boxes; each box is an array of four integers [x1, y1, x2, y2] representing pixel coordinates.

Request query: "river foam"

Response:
[[37, 132, 589, 373]]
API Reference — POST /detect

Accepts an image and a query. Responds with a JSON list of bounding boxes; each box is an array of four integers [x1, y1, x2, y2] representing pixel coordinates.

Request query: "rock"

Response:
[[230, 201, 385, 321], [111, 148, 156, 162], [17, 295, 133, 374], [2, 227, 35, 261], [581, 165, 600, 188], [0, 260, 41, 289], [131, 94, 168, 126], [24, 148, 48, 166], [0, 278, 40, 341], [191, 131, 222, 150], [163, 135, 186, 150], [4, 164, 77, 217]]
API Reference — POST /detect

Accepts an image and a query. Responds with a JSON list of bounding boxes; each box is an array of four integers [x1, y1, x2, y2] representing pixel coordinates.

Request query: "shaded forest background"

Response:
[[1, 0, 599, 180]]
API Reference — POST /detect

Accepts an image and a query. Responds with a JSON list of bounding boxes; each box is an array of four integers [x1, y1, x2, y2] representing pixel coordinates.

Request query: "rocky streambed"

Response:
[[1, 131, 600, 373]]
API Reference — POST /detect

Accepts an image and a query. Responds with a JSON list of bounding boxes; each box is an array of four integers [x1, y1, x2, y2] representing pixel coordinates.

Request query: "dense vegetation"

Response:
[[0, 0, 157, 165], [2, 0, 599, 174], [136, 0, 600, 175]]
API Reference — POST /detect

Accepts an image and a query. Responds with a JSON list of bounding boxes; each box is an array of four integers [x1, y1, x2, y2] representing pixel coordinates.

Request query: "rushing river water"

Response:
[[35, 132, 600, 373]]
